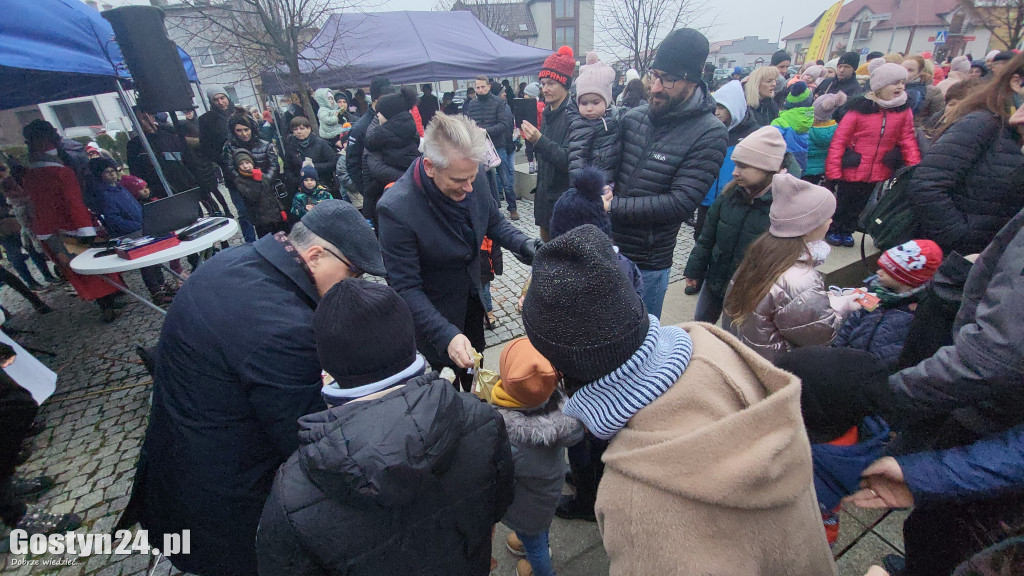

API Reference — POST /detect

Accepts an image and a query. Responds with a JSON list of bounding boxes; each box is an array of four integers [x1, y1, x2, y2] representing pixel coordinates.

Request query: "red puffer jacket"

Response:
[[826, 97, 921, 182]]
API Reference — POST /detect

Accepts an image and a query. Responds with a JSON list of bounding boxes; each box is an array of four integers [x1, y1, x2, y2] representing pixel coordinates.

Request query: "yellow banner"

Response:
[[806, 0, 844, 62]]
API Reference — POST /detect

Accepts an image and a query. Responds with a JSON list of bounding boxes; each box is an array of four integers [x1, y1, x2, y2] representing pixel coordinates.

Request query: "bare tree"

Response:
[[960, 0, 1024, 50], [166, 0, 369, 131], [437, 0, 533, 46], [595, 0, 716, 72]]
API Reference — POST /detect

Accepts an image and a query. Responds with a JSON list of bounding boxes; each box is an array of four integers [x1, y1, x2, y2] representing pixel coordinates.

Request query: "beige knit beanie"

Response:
[[769, 173, 837, 237], [730, 126, 787, 172]]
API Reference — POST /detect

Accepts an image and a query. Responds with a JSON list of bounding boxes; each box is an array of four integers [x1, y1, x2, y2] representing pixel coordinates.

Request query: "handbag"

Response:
[[858, 165, 918, 255], [482, 133, 502, 169]]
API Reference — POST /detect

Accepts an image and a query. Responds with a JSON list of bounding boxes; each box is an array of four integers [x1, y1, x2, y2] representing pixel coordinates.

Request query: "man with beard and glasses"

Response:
[[608, 28, 727, 319]]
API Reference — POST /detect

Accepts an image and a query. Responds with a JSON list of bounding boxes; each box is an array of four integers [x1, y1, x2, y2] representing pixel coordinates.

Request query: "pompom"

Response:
[[570, 166, 606, 202], [789, 81, 808, 97], [557, 45, 574, 58]]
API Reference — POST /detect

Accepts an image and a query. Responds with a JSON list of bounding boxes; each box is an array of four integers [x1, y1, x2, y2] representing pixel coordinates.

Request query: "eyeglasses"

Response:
[[648, 70, 680, 89], [323, 246, 362, 277]]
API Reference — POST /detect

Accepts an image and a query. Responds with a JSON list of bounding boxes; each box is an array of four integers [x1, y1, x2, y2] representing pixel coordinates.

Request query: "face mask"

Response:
[[806, 239, 832, 264]]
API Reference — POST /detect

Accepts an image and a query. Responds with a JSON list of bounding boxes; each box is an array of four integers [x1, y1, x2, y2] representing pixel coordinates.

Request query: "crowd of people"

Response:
[[0, 20, 1022, 576]]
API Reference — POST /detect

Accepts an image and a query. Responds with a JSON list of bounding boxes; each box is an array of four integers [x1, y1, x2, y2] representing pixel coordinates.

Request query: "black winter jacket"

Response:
[[346, 110, 373, 196], [137, 235, 324, 576], [126, 126, 199, 198], [568, 109, 620, 184], [362, 113, 420, 225], [282, 133, 337, 189], [533, 97, 573, 227], [747, 98, 779, 127], [462, 92, 511, 148], [378, 160, 530, 367], [256, 374, 515, 576], [223, 135, 280, 187], [234, 174, 284, 227], [611, 86, 728, 269], [908, 110, 1024, 254], [198, 107, 234, 166], [815, 76, 864, 99], [683, 184, 772, 298]]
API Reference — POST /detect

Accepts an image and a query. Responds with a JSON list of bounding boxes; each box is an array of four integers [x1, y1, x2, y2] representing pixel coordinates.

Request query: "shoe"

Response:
[[684, 282, 700, 296], [528, 162, 537, 174], [842, 233, 855, 247], [10, 476, 56, 500], [111, 295, 130, 310], [151, 291, 174, 307], [13, 509, 82, 535], [509, 210, 520, 221], [100, 308, 122, 323], [882, 554, 906, 575], [555, 494, 596, 521], [825, 232, 844, 246], [516, 559, 534, 576], [506, 532, 526, 556], [485, 312, 501, 330]]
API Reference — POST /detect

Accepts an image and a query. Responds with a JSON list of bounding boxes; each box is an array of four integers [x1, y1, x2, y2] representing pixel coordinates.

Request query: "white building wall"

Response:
[[530, 1, 553, 51], [578, 0, 595, 54]]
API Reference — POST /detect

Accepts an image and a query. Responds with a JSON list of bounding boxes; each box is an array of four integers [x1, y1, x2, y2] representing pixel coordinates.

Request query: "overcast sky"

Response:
[[105, 0, 837, 47], [378, 0, 838, 45]]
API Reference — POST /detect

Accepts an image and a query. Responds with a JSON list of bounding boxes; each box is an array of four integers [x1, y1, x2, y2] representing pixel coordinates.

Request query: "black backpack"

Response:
[[859, 165, 918, 257]]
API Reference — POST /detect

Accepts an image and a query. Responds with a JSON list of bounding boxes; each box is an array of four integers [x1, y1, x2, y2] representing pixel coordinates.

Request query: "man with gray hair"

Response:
[[130, 200, 384, 576], [378, 113, 541, 391]]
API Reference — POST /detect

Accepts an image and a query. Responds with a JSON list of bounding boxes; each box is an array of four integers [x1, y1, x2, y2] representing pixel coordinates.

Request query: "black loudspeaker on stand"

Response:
[[103, 6, 194, 113]]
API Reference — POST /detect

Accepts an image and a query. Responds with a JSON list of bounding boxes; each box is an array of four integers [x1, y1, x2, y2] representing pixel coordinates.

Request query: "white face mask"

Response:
[[806, 239, 832, 264]]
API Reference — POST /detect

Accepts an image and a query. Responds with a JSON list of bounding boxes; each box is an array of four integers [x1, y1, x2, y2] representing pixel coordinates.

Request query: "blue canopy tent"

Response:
[[0, 0, 199, 111], [261, 10, 553, 93]]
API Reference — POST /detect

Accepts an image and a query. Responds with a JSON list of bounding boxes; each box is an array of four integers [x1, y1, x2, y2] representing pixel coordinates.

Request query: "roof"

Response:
[[709, 36, 780, 55], [784, 0, 958, 41], [451, 0, 538, 39]]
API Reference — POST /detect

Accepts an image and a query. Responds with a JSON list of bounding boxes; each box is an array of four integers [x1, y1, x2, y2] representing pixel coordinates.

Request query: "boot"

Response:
[[151, 291, 174, 307], [509, 210, 520, 221]]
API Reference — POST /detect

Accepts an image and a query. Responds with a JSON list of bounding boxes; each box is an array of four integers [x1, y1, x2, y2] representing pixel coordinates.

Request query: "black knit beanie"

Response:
[[370, 76, 395, 102], [549, 167, 611, 239], [838, 51, 861, 70], [522, 225, 649, 383], [650, 28, 709, 82], [375, 93, 408, 120], [88, 156, 119, 178], [313, 279, 417, 388], [771, 50, 792, 66], [774, 347, 886, 444]]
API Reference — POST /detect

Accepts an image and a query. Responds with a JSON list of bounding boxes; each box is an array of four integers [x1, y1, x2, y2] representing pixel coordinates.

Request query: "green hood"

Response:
[[772, 107, 814, 134]]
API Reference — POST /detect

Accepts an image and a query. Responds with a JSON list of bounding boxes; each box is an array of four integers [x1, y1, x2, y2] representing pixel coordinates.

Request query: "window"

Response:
[[554, 0, 574, 18], [855, 20, 871, 40], [519, 23, 528, 31], [197, 45, 220, 67], [555, 26, 575, 48], [15, 109, 44, 129], [50, 102, 101, 130]]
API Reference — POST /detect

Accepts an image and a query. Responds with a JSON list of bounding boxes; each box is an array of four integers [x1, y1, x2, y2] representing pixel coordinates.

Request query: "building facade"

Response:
[[452, 0, 594, 57], [709, 36, 781, 70], [784, 0, 993, 64]]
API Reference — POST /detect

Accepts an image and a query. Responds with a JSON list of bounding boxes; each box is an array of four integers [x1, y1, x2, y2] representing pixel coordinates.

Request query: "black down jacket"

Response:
[[611, 86, 728, 269], [223, 135, 280, 187], [533, 98, 573, 228], [462, 92, 511, 148], [908, 110, 1024, 255], [256, 373, 515, 576], [568, 109, 620, 185], [362, 112, 420, 226]]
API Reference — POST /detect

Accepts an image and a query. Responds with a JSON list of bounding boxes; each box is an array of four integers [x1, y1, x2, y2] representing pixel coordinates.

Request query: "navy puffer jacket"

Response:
[[568, 109, 620, 184], [908, 110, 1024, 254], [611, 85, 727, 270], [832, 304, 916, 371], [256, 373, 514, 576]]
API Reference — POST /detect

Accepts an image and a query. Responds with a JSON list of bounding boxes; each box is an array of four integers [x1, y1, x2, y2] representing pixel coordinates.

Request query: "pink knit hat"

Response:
[[768, 173, 836, 238], [870, 62, 909, 92], [730, 126, 787, 172], [576, 61, 616, 107], [950, 55, 971, 74]]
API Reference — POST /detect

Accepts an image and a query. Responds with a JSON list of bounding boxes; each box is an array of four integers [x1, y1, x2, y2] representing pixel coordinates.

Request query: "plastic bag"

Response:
[[470, 351, 500, 403]]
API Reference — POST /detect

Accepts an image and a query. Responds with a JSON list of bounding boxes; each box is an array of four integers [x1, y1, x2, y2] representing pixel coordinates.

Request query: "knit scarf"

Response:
[[865, 90, 908, 109], [563, 316, 693, 440], [297, 135, 313, 150]]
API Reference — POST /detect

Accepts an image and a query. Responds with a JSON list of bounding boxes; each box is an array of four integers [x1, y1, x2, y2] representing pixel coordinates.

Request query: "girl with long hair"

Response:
[[724, 174, 860, 362], [907, 51, 1024, 255]]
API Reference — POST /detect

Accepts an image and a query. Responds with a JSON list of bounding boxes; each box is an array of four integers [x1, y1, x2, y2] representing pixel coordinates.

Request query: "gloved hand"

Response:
[[513, 238, 543, 265]]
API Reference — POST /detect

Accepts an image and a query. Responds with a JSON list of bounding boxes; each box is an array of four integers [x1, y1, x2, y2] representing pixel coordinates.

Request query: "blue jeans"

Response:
[[226, 185, 257, 243], [495, 148, 517, 212], [639, 268, 670, 319], [0, 235, 51, 285], [515, 530, 554, 576], [481, 281, 493, 312]]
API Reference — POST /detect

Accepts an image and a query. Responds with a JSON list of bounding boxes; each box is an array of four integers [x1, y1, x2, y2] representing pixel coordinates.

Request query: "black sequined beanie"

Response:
[[522, 224, 649, 383]]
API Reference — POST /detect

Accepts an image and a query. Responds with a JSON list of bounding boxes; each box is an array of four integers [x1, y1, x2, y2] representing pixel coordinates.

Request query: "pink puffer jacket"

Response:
[[726, 259, 855, 363], [825, 97, 921, 183]]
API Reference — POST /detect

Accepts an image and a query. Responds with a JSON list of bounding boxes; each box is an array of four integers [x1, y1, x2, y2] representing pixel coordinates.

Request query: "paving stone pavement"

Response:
[[0, 190, 895, 575]]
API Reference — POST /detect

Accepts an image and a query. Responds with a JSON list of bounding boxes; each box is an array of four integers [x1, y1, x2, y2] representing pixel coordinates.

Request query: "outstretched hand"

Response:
[[520, 121, 541, 144], [844, 457, 914, 509]]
